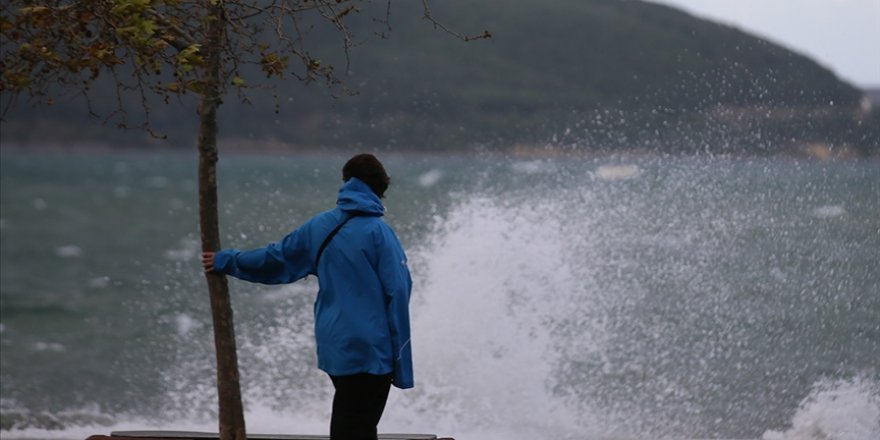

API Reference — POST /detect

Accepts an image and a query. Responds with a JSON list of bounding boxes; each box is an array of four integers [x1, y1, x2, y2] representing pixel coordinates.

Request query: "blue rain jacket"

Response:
[[213, 177, 414, 389]]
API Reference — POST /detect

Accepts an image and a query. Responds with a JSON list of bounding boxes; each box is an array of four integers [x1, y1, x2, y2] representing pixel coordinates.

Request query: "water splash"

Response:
[[594, 164, 641, 181], [381, 194, 602, 439], [763, 377, 880, 440], [417, 169, 445, 188]]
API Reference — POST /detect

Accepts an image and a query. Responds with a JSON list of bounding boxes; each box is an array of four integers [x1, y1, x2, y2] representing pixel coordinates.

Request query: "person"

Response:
[[201, 153, 413, 440]]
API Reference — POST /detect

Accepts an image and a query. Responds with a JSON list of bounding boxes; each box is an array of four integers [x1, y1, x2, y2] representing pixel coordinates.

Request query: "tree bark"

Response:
[[198, 2, 247, 440]]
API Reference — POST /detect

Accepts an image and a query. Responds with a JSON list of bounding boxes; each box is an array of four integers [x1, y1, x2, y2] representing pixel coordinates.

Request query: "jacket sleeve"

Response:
[[213, 223, 314, 285], [376, 225, 414, 389]]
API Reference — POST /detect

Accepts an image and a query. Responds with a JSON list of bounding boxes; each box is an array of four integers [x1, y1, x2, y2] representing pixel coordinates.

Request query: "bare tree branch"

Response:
[[421, 0, 491, 42]]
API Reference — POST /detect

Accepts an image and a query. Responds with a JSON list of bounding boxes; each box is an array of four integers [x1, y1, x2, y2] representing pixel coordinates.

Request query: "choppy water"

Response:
[[1, 151, 878, 440]]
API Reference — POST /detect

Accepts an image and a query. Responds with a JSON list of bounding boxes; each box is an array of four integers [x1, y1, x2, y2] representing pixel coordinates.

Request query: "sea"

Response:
[[1, 150, 878, 440]]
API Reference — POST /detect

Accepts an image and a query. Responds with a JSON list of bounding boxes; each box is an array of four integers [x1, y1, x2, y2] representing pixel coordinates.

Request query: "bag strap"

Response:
[[312, 213, 360, 274]]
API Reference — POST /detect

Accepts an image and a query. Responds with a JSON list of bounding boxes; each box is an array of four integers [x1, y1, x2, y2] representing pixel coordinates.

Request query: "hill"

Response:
[[1, 0, 876, 155]]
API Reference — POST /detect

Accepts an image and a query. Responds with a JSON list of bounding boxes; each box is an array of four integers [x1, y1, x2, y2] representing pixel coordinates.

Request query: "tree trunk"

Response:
[[198, 3, 247, 440]]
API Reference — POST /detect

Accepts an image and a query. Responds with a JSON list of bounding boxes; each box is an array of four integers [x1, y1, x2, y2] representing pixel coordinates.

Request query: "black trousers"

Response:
[[329, 373, 393, 440]]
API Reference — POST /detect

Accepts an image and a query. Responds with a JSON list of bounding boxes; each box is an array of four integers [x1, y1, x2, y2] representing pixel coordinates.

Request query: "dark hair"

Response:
[[342, 153, 391, 198]]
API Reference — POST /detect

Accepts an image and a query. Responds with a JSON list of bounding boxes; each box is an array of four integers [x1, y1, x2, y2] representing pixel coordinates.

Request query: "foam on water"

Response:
[[812, 205, 846, 219], [55, 245, 84, 258], [762, 377, 880, 440], [173, 313, 200, 336], [416, 169, 444, 187], [0, 400, 116, 438], [594, 164, 640, 181], [32, 341, 66, 352]]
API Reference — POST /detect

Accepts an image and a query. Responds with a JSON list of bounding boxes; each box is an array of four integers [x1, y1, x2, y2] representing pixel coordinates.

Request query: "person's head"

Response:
[[342, 153, 391, 198]]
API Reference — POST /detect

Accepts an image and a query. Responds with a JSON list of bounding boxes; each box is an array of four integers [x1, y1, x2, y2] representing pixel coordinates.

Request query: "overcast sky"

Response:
[[647, 0, 880, 89]]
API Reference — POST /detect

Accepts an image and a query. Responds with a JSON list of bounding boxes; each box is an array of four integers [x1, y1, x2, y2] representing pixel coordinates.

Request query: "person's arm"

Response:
[[202, 226, 314, 285], [376, 226, 414, 389]]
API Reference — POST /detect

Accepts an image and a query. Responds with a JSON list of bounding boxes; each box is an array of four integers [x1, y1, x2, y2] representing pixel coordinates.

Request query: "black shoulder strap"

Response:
[[312, 213, 360, 274]]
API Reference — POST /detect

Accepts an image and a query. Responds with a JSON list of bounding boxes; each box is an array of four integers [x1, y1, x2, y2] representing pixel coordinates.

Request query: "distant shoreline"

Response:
[[2, 139, 877, 162]]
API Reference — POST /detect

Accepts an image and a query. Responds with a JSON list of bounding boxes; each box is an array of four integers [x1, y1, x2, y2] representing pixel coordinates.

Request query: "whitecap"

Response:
[[417, 169, 444, 187], [763, 377, 880, 440], [812, 205, 846, 219], [595, 164, 640, 181], [32, 198, 48, 210], [174, 313, 199, 336], [33, 341, 66, 352], [55, 245, 83, 258]]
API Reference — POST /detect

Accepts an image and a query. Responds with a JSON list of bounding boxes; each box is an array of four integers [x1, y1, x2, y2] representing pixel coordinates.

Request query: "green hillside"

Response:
[[2, 0, 876, 154], [339, 0, 859, 108]]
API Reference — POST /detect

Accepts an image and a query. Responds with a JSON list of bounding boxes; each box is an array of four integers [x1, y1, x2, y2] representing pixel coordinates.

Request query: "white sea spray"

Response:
[[378, 193, 604, 439], [417, 169, 444, 187], [763, 377, 880, 440], [55, 245, 84, 258], [812, 205, 846, 219]]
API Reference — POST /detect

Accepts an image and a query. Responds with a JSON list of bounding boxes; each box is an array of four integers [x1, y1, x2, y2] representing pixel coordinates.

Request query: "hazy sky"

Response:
[[648, 0, 880, 89]]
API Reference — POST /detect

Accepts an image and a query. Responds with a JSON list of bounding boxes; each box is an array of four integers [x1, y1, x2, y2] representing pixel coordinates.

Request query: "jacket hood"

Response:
[[337, 177, 385, 216]]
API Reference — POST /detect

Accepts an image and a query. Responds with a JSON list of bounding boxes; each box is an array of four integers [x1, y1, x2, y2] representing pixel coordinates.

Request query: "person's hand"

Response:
[[201, 252, 216, 273]]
